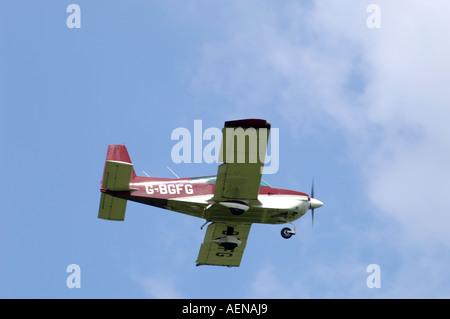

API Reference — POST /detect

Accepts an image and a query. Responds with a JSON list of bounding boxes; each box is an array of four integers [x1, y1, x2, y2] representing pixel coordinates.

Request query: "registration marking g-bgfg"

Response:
[[145, 183, 193, 195]]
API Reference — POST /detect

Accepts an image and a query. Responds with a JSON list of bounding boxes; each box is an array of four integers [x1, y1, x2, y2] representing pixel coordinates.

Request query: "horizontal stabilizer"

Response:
[[98, 193, 127, 221], [102, 160, 134, 191]]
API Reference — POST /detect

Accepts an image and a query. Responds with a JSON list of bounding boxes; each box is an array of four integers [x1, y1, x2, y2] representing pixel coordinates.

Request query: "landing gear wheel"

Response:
[[281, 227, 294, 239]]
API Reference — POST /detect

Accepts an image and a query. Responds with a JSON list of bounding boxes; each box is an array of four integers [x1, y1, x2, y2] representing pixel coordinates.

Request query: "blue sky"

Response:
[[1, 0, 450, 298]]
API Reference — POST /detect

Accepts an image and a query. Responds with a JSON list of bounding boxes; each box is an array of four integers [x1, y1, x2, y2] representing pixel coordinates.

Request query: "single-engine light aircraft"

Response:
[[98, 119, 323, 267]]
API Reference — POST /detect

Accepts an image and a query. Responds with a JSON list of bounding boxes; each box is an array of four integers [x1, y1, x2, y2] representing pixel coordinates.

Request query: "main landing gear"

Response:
[[281, 227, 295, 239]]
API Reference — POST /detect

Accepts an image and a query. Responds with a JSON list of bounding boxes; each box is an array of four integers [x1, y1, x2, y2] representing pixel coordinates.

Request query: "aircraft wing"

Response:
[[213, 119, 271, 201], [196, 222, 252, 267]]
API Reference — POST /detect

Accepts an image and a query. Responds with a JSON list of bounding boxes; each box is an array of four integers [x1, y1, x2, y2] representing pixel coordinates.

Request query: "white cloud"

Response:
[[191, 1, 371, 136], [132, 273, 184, 298], [191, 0, 450, 247], [247, 264, 303, 298], [178, 0, 450, 298], [361, 1, 450, 246], [246, 259, 370, 298], [381, 247, 450, 298]]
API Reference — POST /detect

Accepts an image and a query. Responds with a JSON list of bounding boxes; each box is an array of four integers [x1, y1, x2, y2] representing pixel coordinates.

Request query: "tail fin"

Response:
[[101, 144, 136, 185], [98, 144, 136, 221]]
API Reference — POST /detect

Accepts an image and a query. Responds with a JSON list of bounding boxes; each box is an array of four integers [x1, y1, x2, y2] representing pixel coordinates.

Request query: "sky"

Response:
[[1, 0, 450, 298]]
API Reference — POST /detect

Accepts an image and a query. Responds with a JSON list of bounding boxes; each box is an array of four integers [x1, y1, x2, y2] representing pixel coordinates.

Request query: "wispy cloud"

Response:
[[191, 0, 450, 248], [132, 273, 185, 299], [245, 259, 370, 299], [191, 1, 370, 135], [361, 1, 450, 247], [188, 0, 450, 297], [246, 264, 304, 298]]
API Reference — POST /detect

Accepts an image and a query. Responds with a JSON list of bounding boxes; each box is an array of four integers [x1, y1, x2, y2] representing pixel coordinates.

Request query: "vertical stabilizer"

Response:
[[101, 144, 136, 185]]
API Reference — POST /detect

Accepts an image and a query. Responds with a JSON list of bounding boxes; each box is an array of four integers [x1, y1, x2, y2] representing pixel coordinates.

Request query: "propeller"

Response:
[[309, 178, 324, 227], [311, 179, 315, 226]]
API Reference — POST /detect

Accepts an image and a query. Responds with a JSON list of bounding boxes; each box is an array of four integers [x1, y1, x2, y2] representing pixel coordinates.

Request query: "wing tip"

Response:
[[224, 118, 271, 129], [196, 262, 239, 268]]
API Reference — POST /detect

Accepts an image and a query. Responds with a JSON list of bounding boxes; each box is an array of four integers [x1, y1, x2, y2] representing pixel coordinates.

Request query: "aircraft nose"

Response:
[[310, 198, 324, 209]]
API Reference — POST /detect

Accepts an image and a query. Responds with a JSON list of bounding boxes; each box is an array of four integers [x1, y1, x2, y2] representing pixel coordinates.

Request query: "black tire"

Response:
[[281, 227, 292, 239]]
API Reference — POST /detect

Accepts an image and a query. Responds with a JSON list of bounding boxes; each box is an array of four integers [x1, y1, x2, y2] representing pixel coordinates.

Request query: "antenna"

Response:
[[142, 171, 150, 177], [166, 166, 180, 179]]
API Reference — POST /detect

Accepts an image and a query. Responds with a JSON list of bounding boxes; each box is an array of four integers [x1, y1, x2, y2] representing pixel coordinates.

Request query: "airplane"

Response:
[[98, 119, 324, 267]]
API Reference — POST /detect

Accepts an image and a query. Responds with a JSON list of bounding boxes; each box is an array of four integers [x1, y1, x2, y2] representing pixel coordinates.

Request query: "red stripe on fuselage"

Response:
[[127, 176, 308, 200], [129, 176, 213, 199], [258, 187, 308, 197]]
